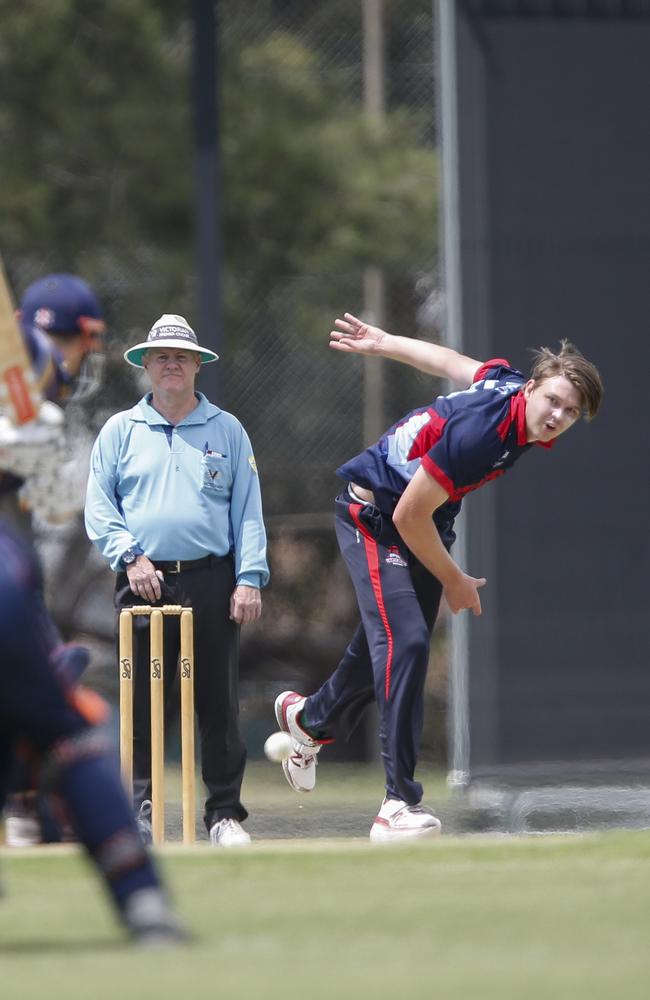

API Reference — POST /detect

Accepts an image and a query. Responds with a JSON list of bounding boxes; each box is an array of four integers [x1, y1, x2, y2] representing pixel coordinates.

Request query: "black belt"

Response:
[[153, 555, 223, 574]]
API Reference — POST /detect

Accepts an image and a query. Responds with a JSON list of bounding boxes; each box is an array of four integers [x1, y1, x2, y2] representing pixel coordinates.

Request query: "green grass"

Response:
[[3, 829, 650, 999], [240, 759, 451, 809]]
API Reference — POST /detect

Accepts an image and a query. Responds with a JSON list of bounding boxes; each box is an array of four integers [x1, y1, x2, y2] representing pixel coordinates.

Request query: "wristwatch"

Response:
[[122, 546, 143, 567]]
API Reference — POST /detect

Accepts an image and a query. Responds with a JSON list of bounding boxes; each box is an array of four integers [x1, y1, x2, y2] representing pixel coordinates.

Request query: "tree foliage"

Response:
[[0, 0, 437, 341], [222, 28, 436, 280], [0, 1, 190, 264]]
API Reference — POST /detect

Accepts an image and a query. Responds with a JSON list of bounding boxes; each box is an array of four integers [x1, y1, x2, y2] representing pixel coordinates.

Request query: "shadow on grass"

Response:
[[0, 938, 128, 954]]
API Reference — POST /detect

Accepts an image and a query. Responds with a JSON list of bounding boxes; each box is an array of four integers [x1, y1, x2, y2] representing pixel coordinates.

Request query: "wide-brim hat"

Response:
[[124, 314, 219, 368]]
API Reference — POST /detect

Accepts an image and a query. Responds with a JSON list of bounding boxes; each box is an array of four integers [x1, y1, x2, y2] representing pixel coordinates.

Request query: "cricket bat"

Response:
[[0, 256, 40, 424]]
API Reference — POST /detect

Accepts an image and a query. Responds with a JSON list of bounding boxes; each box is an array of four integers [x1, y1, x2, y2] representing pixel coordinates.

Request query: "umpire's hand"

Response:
[[126, 555, 164, 603], [230, 585, 262, 625]]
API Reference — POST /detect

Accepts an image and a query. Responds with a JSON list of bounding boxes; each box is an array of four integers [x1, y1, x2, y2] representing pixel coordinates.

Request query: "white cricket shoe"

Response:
[[369, 797, 442, 844], [274, 690, 322, 793], [4, 813, 41, 847], [4, 796, 41, 847], [209, 818, 251, 848]]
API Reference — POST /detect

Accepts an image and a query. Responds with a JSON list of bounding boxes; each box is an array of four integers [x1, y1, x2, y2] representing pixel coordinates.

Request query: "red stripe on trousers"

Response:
[[349, 503, 394, 700]]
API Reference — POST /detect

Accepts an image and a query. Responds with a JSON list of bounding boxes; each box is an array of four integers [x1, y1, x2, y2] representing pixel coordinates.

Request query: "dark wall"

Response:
[[454, 12, 650, 774]]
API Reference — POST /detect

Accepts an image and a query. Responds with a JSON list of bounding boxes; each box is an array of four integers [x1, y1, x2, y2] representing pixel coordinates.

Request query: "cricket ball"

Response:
[[264, 731, 293, 763]]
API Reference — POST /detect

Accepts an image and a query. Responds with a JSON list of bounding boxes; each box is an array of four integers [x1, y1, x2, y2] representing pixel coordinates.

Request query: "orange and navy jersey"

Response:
[[337, 359, 554, 546]]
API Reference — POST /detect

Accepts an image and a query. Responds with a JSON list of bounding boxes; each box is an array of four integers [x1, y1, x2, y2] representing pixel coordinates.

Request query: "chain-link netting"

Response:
[[3, 1, 442, 521], [216, 0, 441, 520], [1, 1, 448, 764], [217, 273, 445, 520]]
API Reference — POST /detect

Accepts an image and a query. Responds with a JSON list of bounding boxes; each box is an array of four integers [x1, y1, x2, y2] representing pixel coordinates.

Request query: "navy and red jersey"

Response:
[[337, 359, 554, 546]]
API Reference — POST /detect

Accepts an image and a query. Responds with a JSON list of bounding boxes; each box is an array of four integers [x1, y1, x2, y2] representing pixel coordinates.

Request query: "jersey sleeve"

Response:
[[84, 415, 137, 570], [22, 321, 70, 402], [227, 418, 269, 589], [472, 358, 514, 384]]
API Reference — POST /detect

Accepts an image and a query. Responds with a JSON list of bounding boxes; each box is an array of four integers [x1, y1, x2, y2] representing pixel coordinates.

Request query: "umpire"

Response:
[[84, 314, 269, 847]]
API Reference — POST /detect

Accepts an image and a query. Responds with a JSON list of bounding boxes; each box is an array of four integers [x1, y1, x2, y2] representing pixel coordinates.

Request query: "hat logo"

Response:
[[150, 325, 195, 342], [34, 307, 55, 330]]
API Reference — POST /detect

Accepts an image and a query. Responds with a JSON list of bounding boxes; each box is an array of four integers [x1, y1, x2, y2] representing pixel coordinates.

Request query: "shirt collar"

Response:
[[131, 391, 221, 425], [512, 391, 556, 450]]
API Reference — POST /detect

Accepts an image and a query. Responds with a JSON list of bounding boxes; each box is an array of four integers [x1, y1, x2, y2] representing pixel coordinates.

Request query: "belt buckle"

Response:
[[168, 559, 181, 574]]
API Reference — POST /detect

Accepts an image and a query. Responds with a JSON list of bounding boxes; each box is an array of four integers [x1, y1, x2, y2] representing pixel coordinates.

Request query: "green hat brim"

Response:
[[124, 340, 219, 368]]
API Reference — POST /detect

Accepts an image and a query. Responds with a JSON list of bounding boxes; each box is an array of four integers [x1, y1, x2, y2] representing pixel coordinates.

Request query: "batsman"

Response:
[[0, 265, 186, 943], [0, 265, 109, 846]]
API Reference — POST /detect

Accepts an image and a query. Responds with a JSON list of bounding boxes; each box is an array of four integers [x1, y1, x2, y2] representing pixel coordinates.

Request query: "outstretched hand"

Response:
[[329, 313, 388, 356]]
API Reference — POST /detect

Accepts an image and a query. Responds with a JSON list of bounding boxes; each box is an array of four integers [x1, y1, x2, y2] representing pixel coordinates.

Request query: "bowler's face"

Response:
[[143, 348, 201, 393], [523, 374, 582, 443]]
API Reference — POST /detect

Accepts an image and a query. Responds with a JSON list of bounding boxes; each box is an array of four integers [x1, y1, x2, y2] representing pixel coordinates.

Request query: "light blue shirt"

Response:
[[84, 392, 269, 588]]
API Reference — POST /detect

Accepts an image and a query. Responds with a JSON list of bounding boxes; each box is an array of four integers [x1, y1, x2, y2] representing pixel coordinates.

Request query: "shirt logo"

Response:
[[492, 449, 510, 468], [248, 455, 258, 474], [385, 546, 407, 568]]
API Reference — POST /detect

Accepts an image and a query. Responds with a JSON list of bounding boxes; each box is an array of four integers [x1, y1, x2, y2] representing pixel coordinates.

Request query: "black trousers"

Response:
[[114, 556, 247, 830]]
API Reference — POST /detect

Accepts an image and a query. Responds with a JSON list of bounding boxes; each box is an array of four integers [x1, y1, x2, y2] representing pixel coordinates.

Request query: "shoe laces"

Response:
[[404, 804, 434, 817], [289, 741, 320, 767], [215, 818, 242, 836], [285, 703, 321, 750], [382, 799, 435, 821]]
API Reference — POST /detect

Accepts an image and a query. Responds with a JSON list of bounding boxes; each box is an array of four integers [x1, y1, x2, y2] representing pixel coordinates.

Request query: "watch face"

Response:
[[123, 549, 137, 565]]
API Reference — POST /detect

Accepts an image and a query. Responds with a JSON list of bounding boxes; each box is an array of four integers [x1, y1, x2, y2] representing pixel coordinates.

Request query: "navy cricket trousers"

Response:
[[0, 549, 86, 806], [305, 494, 444, 805]]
